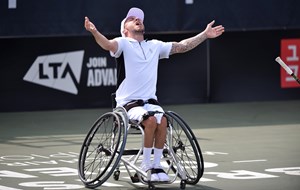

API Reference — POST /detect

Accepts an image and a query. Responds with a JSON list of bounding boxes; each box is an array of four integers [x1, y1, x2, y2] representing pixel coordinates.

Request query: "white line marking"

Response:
[[102, 182, 123, 187], [233, 159, 267, 163]]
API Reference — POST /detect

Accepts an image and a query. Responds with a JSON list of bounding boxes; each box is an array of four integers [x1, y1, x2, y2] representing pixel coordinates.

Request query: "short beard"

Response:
[[133, 29, 145, 35], [133, 26, 145, 35]]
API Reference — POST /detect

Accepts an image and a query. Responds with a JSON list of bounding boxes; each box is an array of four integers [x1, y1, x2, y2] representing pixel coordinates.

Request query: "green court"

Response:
[[1, 100, 299, 190]]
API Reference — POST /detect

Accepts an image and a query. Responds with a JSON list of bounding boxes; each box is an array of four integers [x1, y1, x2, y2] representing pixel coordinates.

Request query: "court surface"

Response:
[[0, 100, 299, 190]]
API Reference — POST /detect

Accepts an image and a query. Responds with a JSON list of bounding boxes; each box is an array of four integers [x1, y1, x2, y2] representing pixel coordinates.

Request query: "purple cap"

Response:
[[120, 7, 144, 37], [126, 7, 144, 22]]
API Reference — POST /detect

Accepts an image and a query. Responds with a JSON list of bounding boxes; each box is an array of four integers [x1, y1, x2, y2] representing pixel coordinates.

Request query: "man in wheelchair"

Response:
[[84, 7, 224, 182]]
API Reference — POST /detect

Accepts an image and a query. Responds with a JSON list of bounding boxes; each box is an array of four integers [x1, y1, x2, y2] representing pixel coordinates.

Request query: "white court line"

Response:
[[233, 159, 267, 163], [102, 182, 123, 187]]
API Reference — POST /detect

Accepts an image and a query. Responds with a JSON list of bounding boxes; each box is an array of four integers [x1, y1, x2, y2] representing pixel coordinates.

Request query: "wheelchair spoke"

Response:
[[165, 111, 204, 185], [78, 112, 127, 188]]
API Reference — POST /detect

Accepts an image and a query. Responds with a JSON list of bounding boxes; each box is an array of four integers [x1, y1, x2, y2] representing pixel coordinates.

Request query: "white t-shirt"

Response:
[[110, 37, 172, 106]]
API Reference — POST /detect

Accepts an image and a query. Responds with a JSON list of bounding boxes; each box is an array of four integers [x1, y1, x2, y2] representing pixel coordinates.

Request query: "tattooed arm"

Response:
[[170, 20, 224, 55], [170, 31, 208, 55]]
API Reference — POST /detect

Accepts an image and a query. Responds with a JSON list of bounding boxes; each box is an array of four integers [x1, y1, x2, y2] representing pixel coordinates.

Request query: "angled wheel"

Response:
[[78, 112, 127, 188], [165, 111, 204, 185], [168, 111, 204, 178]]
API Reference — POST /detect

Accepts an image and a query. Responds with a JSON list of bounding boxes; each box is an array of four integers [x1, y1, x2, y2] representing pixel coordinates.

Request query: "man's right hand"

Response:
[[84, 16, 118, 53]]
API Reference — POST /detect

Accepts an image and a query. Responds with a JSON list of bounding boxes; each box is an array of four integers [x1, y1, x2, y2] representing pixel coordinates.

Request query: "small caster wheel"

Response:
[[130, 173, 140, 183], [180, 180, 186, 189], [148, 183, 156, 190], [113, 170, 120, 180]]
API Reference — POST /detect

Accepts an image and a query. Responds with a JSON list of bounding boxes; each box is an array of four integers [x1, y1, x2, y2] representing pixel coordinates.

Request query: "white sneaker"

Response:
[[141, 163, 159, 181], [152, 164, 170, 182]]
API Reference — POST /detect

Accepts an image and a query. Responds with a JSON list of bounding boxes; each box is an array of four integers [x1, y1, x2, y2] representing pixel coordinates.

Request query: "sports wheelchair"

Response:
[[78, 104, 204, 189], [78, 55, 204, 189]]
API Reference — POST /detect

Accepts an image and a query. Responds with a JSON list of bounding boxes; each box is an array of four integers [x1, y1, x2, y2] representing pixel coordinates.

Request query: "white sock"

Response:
[[153, 148, 163, 168], [142, 147, 152, 165]]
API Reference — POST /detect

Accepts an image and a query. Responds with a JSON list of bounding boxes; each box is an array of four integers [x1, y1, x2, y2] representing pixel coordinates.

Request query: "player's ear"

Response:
[[123, 29, 128, 36]]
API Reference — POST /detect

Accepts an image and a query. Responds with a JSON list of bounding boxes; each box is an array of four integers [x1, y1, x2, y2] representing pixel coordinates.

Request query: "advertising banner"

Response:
[[0, 36, 118, 111], [280, 39, 300, 88], [2, 30, 299, 112], [0, 34, 207, 112]]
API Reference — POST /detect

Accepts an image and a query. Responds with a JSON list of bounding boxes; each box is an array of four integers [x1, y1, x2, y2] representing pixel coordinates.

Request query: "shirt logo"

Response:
[[23, 51, 84, 94]]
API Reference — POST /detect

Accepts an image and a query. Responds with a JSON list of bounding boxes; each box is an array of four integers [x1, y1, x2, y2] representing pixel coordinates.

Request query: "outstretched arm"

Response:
[[170, 20, 224, 55], [84, 17, 118, 53]]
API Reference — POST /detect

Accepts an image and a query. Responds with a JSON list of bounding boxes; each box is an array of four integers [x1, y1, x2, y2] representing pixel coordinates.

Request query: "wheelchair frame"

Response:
[[78, 106, 204, 189]]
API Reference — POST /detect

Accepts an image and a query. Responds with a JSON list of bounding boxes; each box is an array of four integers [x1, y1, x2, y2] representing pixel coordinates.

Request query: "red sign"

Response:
[[280, 39, 300, 88]]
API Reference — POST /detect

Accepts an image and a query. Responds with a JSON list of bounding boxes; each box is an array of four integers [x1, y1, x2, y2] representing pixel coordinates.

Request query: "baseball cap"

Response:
[[120, 7, 144, 37], [126, 7, 144, 22]]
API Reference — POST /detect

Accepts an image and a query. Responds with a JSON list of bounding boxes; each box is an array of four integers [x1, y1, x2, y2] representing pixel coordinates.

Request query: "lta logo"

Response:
[[23, 51, 84, 94]]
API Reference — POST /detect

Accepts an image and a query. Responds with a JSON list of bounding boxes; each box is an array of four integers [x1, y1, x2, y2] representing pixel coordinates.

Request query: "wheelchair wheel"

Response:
[[165, 111, 204, 185], [78, 112, 127, 188], [168, 111, 204, 178]]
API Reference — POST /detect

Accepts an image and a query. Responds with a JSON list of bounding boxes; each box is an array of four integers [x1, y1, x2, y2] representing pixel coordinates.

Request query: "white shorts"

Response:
[[127, 104, 164, 124]]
